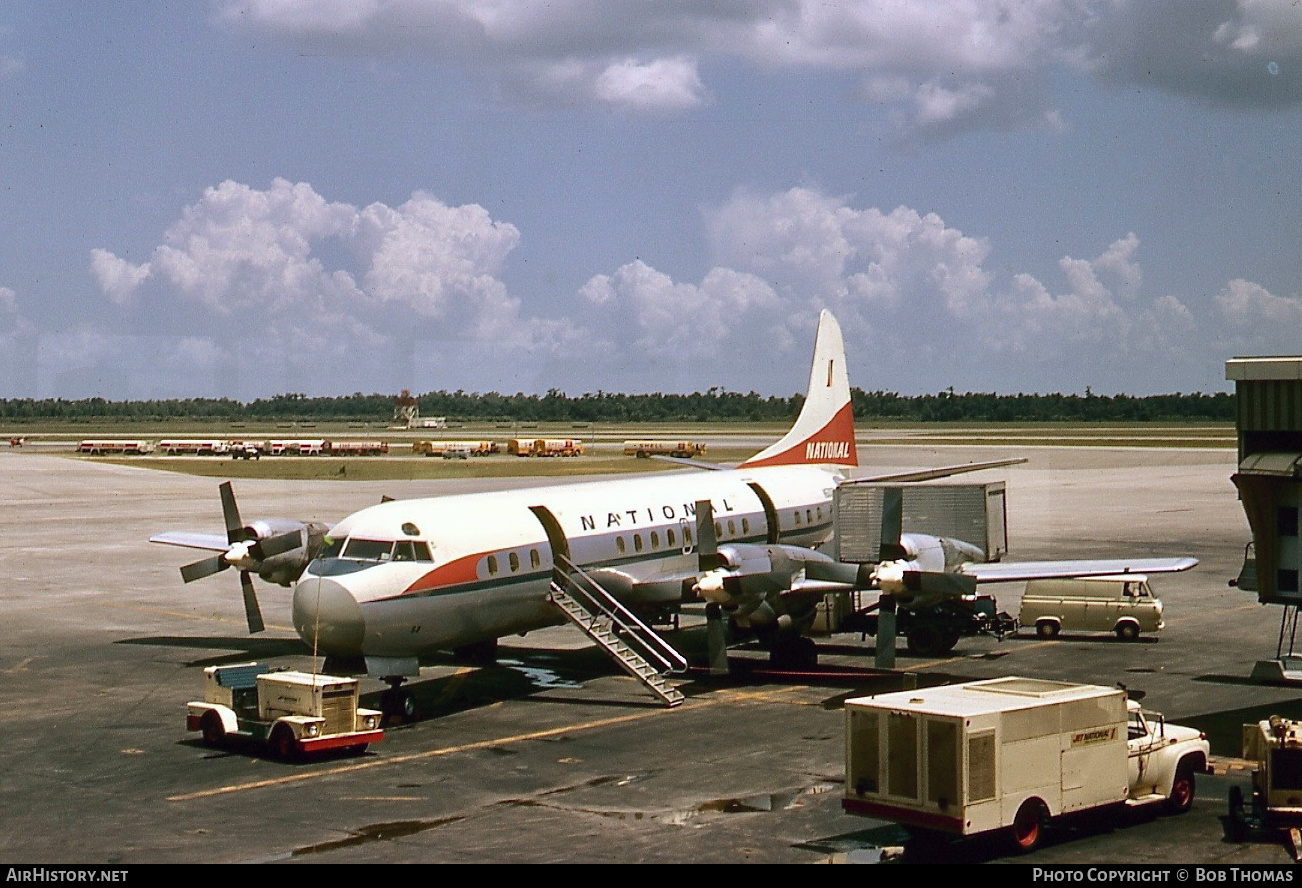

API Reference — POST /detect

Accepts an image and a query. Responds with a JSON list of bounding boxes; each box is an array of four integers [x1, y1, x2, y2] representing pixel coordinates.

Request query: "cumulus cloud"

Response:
[[89, 178, 581, 395], [578, 186, 1215, 393]]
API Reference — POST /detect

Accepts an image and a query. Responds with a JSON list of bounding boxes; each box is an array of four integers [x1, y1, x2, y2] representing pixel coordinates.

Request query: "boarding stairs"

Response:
[[548, 554, 687, 707]]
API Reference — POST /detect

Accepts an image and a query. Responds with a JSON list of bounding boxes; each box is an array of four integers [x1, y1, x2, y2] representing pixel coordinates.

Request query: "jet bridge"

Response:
[[1226, 357, 1302, 681]]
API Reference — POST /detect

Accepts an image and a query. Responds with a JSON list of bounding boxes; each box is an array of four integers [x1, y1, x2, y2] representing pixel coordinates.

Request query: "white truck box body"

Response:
[[844, 677, 1129, 836]]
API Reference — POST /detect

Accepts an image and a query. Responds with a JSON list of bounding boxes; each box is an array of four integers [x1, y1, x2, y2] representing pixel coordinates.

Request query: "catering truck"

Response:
[[843, 677, 1210, 852], [187, 663, 384, 760]]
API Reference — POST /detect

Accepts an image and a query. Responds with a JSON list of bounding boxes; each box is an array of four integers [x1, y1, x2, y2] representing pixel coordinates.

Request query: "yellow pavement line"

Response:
[[168, 704, 697, 802]]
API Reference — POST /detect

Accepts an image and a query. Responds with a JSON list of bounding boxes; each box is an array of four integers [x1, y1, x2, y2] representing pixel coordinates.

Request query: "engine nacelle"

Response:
[[246, 520, 331, 586]]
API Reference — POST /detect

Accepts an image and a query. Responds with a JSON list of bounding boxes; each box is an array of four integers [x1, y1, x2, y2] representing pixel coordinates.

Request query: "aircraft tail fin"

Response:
[[739, 310, 858, 469]]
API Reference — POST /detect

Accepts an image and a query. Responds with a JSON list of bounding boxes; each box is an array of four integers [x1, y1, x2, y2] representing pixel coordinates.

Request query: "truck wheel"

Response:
[[270, 724, 299, 762], [1010, 799, 1048, 853], [1036, 621, 1060, 639], [1226, 785, 1247, 841], [1115, 622, 1140, 641], [200, 711, 226, 748], [1165, 766, 1196, 814]]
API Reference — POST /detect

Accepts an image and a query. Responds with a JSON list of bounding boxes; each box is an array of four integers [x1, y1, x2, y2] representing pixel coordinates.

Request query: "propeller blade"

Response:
[[804, 559, 874, 587], [180, 555, 227, 583], [878, 487, 905, 562], [220, 481, 252, 543], [889, 569, 978, 601], [695, 500, 724, 573], [240, 571, 265, 634], [254, 529, 302, 560]]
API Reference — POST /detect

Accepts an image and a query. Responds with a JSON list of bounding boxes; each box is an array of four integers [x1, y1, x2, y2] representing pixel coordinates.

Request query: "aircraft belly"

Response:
[[359, 576, 560, 656]]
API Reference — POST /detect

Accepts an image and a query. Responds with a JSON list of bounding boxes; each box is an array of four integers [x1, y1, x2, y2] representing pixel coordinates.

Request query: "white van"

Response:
[[1018, 575, 1163, 640]]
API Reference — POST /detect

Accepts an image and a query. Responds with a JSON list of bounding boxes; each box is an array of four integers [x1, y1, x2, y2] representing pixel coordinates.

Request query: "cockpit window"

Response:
[[343, 538, 394, 561], [319, 537, 344, 559]]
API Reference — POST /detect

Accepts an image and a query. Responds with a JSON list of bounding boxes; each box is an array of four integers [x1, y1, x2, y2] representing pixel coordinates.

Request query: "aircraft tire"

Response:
[[906, 624, 945, 657]]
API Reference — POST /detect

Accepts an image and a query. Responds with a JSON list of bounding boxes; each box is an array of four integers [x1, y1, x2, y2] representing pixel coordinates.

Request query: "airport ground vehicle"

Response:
[[229, 440, 265, 460], [158, 439, 230, 456], [186, 663, 383, 759], [1228, 715, 1302, 854], [78, 439, 155, 455], [623, 439, 706, 458], [412, 440, 496, 456], [1018, 575, 1163, 640], [843, 677, 1210, 852], [509, 437, 583, 457], [840, 592, 1018, 656], [325, 440, 389, 456]]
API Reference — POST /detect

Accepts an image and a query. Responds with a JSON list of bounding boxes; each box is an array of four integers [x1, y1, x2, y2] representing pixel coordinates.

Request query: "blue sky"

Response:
[[2, 1, 1301, 401]]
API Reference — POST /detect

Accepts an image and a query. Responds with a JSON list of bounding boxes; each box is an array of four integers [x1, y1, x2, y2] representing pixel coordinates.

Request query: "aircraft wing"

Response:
[[149, 531, 230, 551], [959, 556, 1198, 584], [856, 457, 1028, 484]]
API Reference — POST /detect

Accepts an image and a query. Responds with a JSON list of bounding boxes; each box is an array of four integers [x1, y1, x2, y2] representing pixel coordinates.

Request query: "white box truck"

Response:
[[843, 677, 1210, 852]]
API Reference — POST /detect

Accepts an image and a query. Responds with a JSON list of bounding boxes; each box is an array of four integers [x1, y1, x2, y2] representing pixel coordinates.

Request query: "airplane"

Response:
[[153, 311, 1197, 718]]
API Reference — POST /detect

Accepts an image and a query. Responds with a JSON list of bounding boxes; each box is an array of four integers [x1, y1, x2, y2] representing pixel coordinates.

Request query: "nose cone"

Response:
[[293, 578, 365, 655]]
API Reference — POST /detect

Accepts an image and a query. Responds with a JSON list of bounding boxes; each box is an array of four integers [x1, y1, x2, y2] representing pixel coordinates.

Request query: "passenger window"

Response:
[[650, 531, 660, 549], [727, 519, 736, 537], [806, 509, 812, 524], [634, 534, 643, 553], [616, 537, 626, 555], [509, 552, 520, 573], [742, 518, 750, 535], [794, 511, 802, 526], [667, 528, 676, 547], [487, 554, 499, 575], [530, 549, 541, 569], [684, 527, 692, 545], [714, 521, 722, 539]]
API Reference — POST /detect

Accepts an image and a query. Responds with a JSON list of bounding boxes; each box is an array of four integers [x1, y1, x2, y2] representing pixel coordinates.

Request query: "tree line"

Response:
[[0, 388, 1235, 423]]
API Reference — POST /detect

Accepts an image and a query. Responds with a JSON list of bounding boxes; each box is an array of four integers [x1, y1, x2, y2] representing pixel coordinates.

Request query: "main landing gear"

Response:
[[380, 677, 417, 724]]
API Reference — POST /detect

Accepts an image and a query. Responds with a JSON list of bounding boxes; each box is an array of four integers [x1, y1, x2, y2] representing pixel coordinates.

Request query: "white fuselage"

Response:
[[291, 464, 845, 659]]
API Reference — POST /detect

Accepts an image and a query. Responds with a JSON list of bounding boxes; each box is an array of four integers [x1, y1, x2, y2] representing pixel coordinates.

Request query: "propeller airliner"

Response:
[[153, 311, 1195, 717]]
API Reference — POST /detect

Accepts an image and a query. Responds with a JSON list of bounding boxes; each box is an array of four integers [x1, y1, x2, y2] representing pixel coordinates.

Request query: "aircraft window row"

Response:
[[611, 524, 698, 557], [790, 507, 824, 528], [339, 538, 434, 562], [485, 548, 544, 576]]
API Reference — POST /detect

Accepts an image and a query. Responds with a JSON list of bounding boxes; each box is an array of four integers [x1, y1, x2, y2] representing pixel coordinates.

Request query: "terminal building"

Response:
[[1226, 357, 1302, 677]]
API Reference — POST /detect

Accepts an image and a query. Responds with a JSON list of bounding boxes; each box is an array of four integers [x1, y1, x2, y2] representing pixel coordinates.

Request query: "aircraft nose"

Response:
[[292, 578, 365, 655]]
